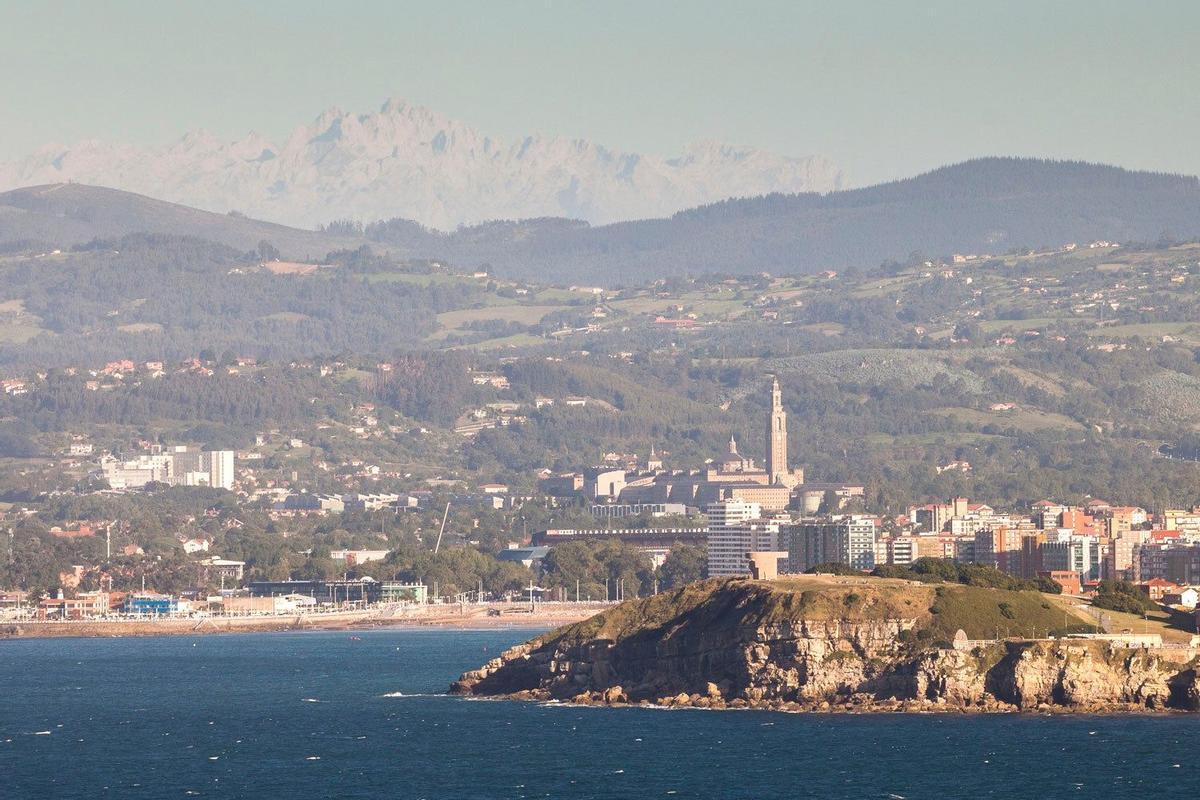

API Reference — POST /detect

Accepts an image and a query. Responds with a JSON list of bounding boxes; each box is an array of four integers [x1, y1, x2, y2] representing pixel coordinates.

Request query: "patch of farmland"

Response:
[[1132, 372, 1200, 426]]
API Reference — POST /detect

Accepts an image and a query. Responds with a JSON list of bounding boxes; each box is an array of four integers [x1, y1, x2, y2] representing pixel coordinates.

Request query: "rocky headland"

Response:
[[451, 576, 1200, 713]]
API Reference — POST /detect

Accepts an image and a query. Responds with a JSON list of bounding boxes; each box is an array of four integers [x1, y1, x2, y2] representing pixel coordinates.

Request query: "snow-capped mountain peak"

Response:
[[0, 99, 844, 230]]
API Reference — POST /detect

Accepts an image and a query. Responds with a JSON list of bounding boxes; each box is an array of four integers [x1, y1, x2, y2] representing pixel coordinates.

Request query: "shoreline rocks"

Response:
[[451, 580, 1200, 714]]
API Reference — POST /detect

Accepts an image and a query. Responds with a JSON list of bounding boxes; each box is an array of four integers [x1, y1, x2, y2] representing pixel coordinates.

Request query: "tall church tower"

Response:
[[766, 375, 788, 485]]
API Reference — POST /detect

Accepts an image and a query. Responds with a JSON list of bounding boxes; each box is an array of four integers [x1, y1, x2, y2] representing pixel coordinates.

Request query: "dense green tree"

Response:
[[656, 543, 706, 588]]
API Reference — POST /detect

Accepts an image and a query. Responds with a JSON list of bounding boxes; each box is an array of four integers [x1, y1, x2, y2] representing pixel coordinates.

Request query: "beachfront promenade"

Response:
[[0, 600, 613, 638]]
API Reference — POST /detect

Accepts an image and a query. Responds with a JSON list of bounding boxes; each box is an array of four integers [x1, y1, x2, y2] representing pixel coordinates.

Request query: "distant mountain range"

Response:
[[0, 99, 844, 230], [439, 158, 1200, 283], [4, 158, 1200, 285]]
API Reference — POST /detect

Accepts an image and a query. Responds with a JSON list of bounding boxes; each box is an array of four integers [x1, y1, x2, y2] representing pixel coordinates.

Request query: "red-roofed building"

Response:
[[1060, 509, 1095, 534], [37, 591, 110, 619], [1037, 570, 1082, 595], [102, 360, 135, 375], [1136, 578, 1182, 601], [49, 524, 96, 539], [652, 316, 697, 329]]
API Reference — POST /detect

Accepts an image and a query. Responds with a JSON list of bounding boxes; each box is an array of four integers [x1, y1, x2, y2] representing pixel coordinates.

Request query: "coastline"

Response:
[[450, 579, 1200, 715], [0, 603, 602, 639], [482, 688, 1191, 716]]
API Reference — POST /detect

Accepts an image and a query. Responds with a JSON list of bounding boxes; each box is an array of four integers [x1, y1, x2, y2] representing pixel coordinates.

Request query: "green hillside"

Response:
[[7, 158, 1200, 286], [367, 158, 1200, 283], [4, 209, 1200, 512], [0, 184, 363, 256], [554, 575, 1097, 648]]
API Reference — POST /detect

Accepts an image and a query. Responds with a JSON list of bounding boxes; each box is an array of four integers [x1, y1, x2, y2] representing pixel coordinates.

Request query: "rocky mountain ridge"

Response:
[[0, 99, 843, 230], [451, 578, 1200, 713]]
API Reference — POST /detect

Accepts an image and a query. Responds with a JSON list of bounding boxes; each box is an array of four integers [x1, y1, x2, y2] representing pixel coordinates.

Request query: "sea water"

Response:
[[0, 628, 1195, 799]]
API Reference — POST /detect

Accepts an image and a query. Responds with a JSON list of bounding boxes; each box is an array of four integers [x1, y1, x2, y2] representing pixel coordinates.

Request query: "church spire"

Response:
[[766, 375, 788, 485]]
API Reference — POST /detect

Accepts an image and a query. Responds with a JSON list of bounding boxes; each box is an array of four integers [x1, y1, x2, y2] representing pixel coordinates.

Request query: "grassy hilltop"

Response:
[[552, 574, 1097, 649]]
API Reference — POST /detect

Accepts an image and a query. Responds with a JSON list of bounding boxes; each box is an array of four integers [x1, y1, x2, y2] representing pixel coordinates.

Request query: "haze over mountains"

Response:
[[0, 183, 361, 258], [0, 99, 844, 230], [4, 159, 1200, 285], [458, 158, 1200, 283]]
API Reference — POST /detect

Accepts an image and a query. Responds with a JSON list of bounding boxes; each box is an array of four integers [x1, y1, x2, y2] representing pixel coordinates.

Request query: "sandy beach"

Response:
[[0, 603, 605, 639]]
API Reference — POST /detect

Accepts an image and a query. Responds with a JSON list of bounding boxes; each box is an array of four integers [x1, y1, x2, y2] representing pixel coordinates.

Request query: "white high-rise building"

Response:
[[204, 450, 236, 490], [97, 447, 235, 490], [706, 500, 785, 577], [169, 446, 236, 490]]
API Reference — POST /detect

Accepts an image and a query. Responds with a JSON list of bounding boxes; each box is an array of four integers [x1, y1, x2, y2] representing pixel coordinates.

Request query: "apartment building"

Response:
[[784, 515, 877, 573], [1137, 542, 1200, 584], [100, 446, 235, 490], [705, 500, 785, 577]]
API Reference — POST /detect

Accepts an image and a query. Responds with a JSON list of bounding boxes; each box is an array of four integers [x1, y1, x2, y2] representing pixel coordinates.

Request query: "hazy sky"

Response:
[[2, 0, 1197, 186]]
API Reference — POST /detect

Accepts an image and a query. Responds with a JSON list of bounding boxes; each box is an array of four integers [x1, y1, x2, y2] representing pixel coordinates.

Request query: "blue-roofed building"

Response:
[[123, 593, 179, 616]]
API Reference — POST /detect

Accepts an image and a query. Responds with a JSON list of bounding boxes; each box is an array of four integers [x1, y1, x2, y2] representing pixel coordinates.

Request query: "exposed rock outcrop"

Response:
[[451, 577, 1200, 713]]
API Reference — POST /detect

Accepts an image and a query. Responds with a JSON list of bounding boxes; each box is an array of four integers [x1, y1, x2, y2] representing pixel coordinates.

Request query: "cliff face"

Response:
[[452, 578, 1200, 712]]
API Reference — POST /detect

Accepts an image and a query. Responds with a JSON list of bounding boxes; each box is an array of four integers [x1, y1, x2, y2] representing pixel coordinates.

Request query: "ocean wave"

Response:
[[535, 700, 731, 713]]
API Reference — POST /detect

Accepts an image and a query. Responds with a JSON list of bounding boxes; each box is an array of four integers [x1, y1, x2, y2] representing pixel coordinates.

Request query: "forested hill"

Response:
[[407, 159, 1200, 284], [0, 184, 362, 257], [5, 159, 1200, 286]]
